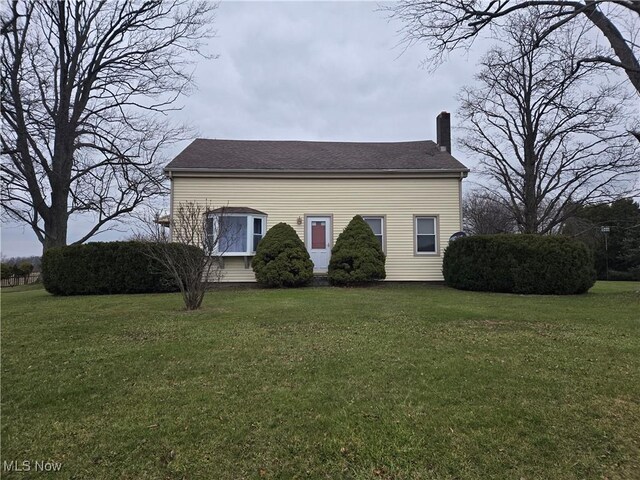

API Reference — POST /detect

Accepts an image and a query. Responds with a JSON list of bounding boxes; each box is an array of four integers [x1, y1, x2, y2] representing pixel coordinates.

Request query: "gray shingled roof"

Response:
[[165, 139, 468, 173]]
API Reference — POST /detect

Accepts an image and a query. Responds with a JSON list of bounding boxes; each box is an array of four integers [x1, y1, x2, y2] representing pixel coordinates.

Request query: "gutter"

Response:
[[164, 168, 470, 179]]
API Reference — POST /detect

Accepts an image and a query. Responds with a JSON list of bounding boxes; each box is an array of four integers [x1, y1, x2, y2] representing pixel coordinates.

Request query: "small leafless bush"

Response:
[[139, 201, 235, 310]]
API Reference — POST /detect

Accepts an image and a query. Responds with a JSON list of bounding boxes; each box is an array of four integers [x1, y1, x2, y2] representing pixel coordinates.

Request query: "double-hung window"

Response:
[[362, 216, 385, 251], [207, 208, 266, 256], [415, 216, 437, 254]]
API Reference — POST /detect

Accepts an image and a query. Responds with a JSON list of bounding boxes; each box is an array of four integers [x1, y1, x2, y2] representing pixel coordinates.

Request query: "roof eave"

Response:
[[164, 167, 470, 178]]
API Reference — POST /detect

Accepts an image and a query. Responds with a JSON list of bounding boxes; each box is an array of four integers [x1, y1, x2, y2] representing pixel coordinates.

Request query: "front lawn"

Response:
[[2, 283, 639, 479]]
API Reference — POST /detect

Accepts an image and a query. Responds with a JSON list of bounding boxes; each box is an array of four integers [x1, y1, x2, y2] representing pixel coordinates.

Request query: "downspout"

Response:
[[459, 172, 464, 231], [168, 171, 174, 242]]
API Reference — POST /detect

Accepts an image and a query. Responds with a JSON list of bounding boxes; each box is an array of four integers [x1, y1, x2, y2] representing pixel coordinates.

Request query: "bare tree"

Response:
[[463, 190, 517, 235], [388, 0, 640, 97], [1, 1, 216, 253], [140, 202, 236, 311], [458, 11, 640, 234]]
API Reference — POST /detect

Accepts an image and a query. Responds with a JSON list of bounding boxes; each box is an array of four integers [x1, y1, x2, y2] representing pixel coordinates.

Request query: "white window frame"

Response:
[[209, 214, 267, 256], [414, 216, 438, 255], [361, 215, 385, 252]]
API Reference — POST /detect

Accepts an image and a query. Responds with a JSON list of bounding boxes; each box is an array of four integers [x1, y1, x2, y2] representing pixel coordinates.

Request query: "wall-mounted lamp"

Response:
[[296, 216, 303, 225]]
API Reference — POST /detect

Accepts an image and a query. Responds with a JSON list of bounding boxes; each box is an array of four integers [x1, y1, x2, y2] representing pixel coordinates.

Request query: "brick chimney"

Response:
[[436, 111, 451, 154]]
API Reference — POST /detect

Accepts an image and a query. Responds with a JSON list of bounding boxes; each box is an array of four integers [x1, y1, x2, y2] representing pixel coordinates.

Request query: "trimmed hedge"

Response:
[[42, 241, 197, 295], [252, 223, 314, 287], [443, 234, 596, 295], [328, 215, 386, 286]]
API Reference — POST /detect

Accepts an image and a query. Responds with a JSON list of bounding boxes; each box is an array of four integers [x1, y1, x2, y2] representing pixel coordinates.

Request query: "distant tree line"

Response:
[[1, 255, 41, 269], [564, 199, 640, 280], [1, 256, 38, 279]]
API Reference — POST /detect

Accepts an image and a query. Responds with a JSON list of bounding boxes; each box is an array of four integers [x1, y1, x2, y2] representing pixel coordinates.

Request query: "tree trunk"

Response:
[[42, 214, 68, 253], [522, 103, 538, 234], [42, 180, 69, 253], [522, 181, 538, 234], [522, 153, 538, 233]]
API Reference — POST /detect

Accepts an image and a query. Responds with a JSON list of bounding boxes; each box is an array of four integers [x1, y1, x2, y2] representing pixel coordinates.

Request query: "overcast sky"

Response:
[[2, 1, 488, 258]]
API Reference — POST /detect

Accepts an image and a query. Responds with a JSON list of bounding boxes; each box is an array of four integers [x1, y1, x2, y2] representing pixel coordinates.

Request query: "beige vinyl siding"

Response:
[[172, 176, 463, 281]]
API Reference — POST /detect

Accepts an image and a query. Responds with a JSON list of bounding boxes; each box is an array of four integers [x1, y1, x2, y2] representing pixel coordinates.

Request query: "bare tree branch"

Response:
[[135, 201, 234, 310], [387, 0, 640, 102], [463, 189, 518, 234], [458, 10, 640, 234], [1, 1, 217, 253]]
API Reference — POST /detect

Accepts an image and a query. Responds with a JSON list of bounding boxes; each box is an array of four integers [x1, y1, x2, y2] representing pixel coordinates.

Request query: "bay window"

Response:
[[207, 208, 266, 256]]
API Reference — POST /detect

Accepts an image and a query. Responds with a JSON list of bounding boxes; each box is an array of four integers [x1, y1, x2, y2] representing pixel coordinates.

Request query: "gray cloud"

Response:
[[180, 1, 482, 142]]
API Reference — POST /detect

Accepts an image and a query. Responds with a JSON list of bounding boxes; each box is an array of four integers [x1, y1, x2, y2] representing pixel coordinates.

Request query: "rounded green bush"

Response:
[[42, 241, 197, 295], [443, 234, 596, 295], [328, 215, 386, 286], [252, 223, 314, 288]]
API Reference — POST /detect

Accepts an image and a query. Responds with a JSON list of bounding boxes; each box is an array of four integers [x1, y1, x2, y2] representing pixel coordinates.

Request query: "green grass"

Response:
[[1, 282, 44, 293], [2, 282, 639, 479]]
